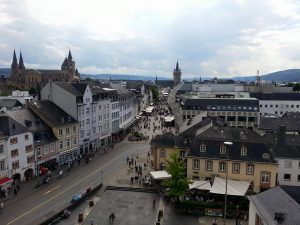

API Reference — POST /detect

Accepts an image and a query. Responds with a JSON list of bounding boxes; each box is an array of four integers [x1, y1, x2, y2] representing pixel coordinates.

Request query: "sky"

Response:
[[1, 0, 300, 78]]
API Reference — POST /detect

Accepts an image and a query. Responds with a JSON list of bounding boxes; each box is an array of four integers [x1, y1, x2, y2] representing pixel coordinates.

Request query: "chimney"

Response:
[[277, 125, 286, 145]]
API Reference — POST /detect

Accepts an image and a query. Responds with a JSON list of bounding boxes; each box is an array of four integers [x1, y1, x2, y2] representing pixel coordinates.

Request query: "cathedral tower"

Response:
[[173, 61, 181, 85]]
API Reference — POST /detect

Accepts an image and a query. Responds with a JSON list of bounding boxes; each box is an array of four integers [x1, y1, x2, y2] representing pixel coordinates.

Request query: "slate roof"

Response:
[[0, 99, 23, 109], [55, 82, 88, 96], [176, 83, 192, 94], [250, 92, 300, 101], [0, 114, 28, 136], [281, 185, 300, 205], [155, 80, 174, 88], [249, 186, 300, 225], [181, 97, 259, 111], [283, 111, 300, 118], [179, 117, 212, 136], [109, 83, 132, 95], [29, 100, 77, 127], [259, 116, 300, 131], [188, 126, 276, 163], [264, 134, 300, 159], [150, 134, 189, 148], [37, 69, 61, 75]]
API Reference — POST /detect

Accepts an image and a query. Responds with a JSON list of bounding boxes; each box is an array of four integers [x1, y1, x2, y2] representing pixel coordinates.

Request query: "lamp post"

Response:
[[223, 141, 233, 225]]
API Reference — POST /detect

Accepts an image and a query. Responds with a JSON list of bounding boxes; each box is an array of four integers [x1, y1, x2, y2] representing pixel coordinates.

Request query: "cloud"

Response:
[[0, 0, 300, 78]]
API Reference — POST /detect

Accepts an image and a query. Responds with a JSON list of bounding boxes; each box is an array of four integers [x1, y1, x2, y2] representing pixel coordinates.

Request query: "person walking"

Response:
[[153, 199, 156, 208], [0, 202, 4, 214]]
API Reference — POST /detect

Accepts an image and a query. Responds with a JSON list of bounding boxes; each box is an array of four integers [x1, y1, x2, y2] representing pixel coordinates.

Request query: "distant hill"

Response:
[[80, 74, 171, 81], [233, 69, 300, 82], [0, 68, 10, 76]]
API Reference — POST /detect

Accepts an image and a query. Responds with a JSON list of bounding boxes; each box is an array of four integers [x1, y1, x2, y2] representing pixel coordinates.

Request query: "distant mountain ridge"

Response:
[[1, 68, 300, 82]]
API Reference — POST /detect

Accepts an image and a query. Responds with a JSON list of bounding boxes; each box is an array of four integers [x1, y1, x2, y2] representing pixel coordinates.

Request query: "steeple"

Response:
[[11, 49, 18, 68], [174, 61, 180, 72], [19, 51, 25, 70], [61, 57, 70, 69], [156, 74, 158, 81], [68, 50, 73, 62]]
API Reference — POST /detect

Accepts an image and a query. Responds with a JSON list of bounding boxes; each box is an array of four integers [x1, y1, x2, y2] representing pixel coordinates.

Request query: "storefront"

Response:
[[58, 147, 78, 166], [0, 177, 13, 192]]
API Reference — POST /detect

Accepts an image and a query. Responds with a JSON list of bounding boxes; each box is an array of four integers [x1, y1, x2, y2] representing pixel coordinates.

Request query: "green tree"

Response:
[[293, 83, 300, 91], [29, 87, 37, 95], [163, 152, 190, 201], [150, 85, 159, 101]]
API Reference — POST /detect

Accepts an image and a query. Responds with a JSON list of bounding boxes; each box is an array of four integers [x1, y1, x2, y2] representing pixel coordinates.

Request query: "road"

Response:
[[1, 141, 150, 225]]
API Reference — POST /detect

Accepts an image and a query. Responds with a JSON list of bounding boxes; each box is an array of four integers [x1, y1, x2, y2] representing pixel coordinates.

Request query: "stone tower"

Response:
[[11, 49, 19, 78], [19, 51, 25, 71], [173, 61, 181, 85]]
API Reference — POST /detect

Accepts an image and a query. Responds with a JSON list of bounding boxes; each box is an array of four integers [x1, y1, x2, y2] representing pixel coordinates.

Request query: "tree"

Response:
[[293, 83, 300, 91], [29, 87, 37, 95], [163, 152, 190, 201], [150, 85, 159, 101]]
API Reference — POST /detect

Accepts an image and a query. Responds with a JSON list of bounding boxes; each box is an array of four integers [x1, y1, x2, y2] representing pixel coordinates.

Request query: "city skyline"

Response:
[[1, 0, 300, 78]]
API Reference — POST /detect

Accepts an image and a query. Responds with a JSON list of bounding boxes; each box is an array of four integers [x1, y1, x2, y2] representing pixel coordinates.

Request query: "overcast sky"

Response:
[[1, 0, 300, 78]]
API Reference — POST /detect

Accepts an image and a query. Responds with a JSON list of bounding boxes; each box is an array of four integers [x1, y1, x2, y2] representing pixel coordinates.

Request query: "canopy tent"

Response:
[[145, 106, 155, 113], [189, 180, 212, 191], [150, 171, 172, 180], [164, 116, 175, 123], [209, 177, 250, 196]]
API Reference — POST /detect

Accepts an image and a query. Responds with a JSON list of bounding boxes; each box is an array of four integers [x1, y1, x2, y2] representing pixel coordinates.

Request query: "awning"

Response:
[[145, 106, 154, 113], [209, 177, 250, 196], [164, 116, 174, 122], [0, 177, 12, 186], [150, 171, 172, 180], [189, 180, 211, 191]]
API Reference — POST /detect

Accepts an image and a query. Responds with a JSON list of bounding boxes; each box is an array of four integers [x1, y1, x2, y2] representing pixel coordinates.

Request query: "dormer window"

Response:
[[219, 145, 226, 154], [241, 145, 247, 156], [200, 143, 206, 152], [183, 138, 188, 144]]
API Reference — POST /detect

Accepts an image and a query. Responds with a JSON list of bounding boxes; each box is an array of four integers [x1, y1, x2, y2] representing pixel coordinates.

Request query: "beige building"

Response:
[[151, 125, 278, 193]]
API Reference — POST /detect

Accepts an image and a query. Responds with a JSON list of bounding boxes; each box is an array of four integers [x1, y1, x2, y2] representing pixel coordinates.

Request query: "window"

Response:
[[0, 145, 3, 154], [193, 159, 200, 169], [80, 130, 84, 139], [10, 137, 18, 145], [59, 129, 63, 136], [275, 105, 278, 108], [260, 171, 271, 183], [246, 164, 254, 175], [0, 160, 4, 171], [66, 127, 70, 135], [37, 148, 41, 157], [86, 107, 90, 114], [11, 149, 18, 158], [25, 134, 29, 140], [200, 144, 206, 152], [50, 144, 55, 153], [298, 175, 300, 182], [219, 162, 226, 172], [240, 146, 247, 156], [160, 149, 166, 158], [284, 174, 291, 181], [86, 119, 90, 126], [81, 120, 84, 128], [299, 161, 300, 169], [180, 150, 185, 158], [219, 145, 226, 155], [205, 161, 213, 171], [73, 126, 77, 133], [284, 160, 292, 168], [59, 140, 63, 150], [86, 131, 90, 137], [27, 155, 34, 164], [66, 138, 70, 148], [12, 161, 19, 170], [73, 137, 77, 145], [232, 163, 240, 174], [81, 108, 84, 116], [92, 127, 96, 134], [25, 145, 33, 153], [85, 98, 90, 103]]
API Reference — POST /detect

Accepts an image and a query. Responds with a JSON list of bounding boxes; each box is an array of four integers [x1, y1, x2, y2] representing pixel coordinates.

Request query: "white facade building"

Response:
[[276, 158, 300, 186], [0, 135, 10, 190]]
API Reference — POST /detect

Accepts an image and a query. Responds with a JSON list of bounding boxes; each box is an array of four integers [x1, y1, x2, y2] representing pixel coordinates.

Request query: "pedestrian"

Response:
[[4, 191, 8, 201], [212, 219, 217, 225], [153, 199, 156, 208], [16, 184, 20, 192], [131, 177, 134, 184], [78, 158, 81, 166], [90, 218, 94, 225], [0, 202, 4, 214]]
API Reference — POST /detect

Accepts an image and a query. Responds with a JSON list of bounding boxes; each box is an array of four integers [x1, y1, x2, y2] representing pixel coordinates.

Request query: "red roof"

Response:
[[0, 177, 12, 186]]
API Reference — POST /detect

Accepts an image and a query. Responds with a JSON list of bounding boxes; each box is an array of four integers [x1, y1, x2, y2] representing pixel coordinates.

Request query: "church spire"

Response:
[[176, 61, 179, 71], [19, 51, 25, 70], [11, 49, 18, 68], [156, 74, 157, 81], [68, 49, 73, 62]]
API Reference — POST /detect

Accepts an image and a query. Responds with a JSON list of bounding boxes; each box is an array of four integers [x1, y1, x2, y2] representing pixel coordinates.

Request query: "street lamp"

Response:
[[223, 141, 233, 225]]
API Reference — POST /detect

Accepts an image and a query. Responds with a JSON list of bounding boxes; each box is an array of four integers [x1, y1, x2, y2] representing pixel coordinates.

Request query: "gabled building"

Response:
[[7, 109, 58, 173], [0, 114, 34, 182], [40, 82, 118, 154], [248, 186, 300, 225], [28, 100, 78, 166], [0, 133, 11, 190]]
